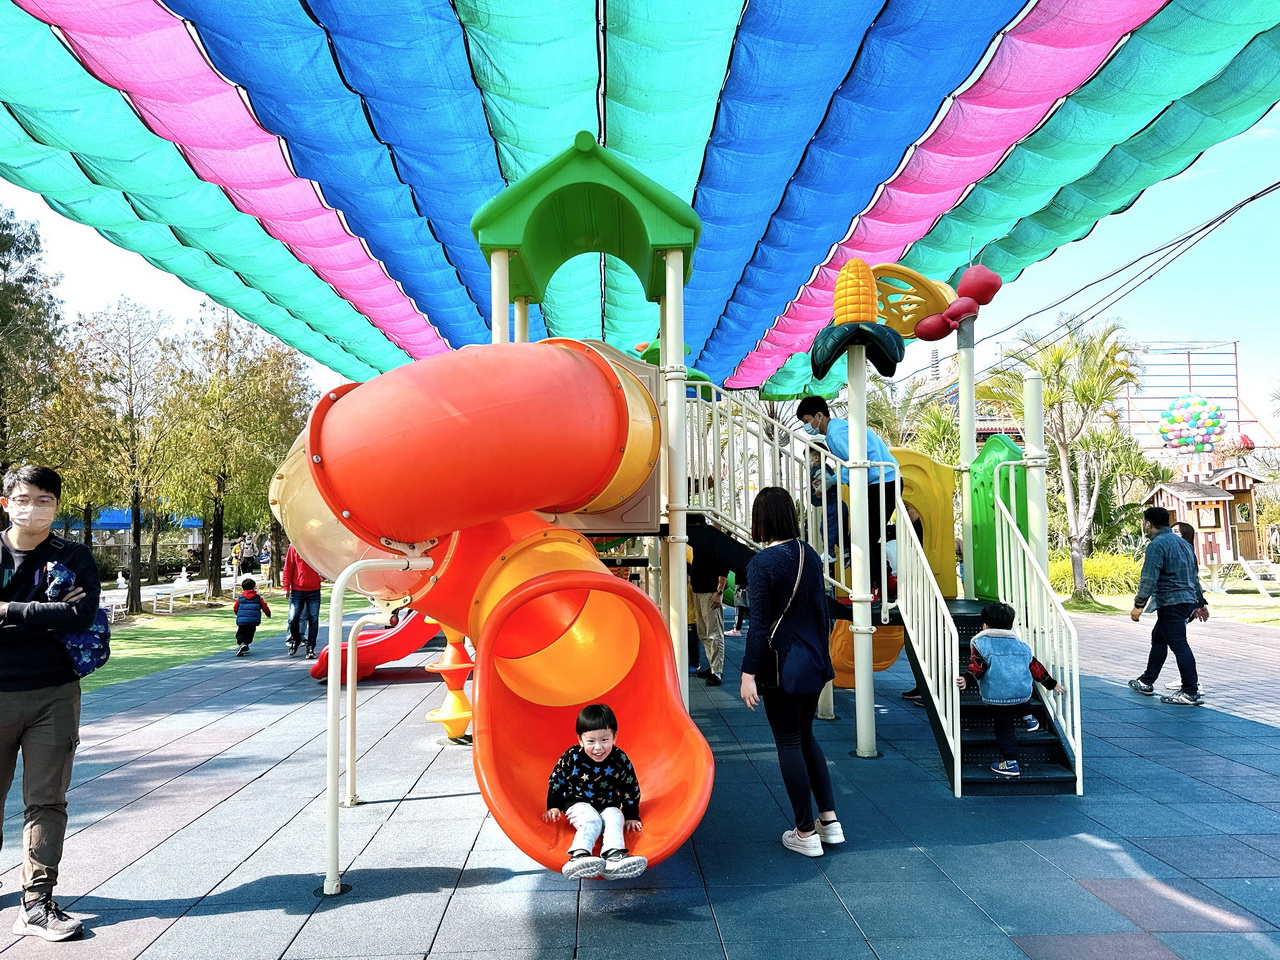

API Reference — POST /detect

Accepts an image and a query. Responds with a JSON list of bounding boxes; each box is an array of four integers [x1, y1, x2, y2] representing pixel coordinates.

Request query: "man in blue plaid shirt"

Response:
[[1128, 506, 1208, 706]]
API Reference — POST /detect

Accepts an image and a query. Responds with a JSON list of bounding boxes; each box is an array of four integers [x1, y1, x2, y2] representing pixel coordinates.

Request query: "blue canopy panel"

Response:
[[694, 0, 1027, 385], [682, 0, 883, 358], [169, 0, 526, 347]]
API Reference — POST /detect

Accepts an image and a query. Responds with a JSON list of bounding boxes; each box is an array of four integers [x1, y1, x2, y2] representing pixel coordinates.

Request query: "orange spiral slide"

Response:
[[283, 339, 713, 872]]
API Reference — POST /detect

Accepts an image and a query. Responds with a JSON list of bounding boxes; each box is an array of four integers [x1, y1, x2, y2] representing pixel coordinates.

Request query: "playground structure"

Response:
[[263, 133, 1082, 896]]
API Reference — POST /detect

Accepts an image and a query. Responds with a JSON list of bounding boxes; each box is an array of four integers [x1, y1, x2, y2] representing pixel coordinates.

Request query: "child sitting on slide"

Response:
[[543, 703, 647, 880]]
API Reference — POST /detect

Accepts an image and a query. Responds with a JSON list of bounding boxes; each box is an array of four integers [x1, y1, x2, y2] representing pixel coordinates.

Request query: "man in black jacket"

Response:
[[1, 465, 98, 941]]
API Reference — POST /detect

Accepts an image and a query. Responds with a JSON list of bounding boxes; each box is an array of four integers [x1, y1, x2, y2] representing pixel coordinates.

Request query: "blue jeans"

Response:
[[1139, 603, 1198, 692], [288, 590, 321, 648]]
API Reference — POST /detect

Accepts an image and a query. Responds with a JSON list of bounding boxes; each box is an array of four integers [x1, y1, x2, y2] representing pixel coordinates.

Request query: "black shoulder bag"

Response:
[[756, 543, 805, 690]]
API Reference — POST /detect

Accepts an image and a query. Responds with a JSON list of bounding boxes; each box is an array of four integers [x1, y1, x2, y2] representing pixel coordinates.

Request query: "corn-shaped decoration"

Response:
[[833, 258, 877, 327]]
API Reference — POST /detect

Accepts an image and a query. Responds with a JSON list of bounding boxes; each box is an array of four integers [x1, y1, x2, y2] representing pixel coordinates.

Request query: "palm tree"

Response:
[[979, 317, 1142, 602]]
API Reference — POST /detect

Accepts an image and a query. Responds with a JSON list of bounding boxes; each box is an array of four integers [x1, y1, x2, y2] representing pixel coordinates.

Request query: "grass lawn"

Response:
[[1058, 586, 1280, 626], [85, 586, 331, 692]]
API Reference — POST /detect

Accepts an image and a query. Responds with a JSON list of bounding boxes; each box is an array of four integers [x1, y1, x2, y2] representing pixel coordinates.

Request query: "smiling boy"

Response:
[[543, 703, 647, 880]]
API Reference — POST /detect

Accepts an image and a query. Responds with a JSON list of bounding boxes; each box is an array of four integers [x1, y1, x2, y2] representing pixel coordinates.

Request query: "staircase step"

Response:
[[961, 762, 1078, 796]]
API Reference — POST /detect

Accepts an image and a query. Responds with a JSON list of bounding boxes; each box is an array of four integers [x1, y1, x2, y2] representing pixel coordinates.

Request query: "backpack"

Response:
[[44, 561, 112, 678]]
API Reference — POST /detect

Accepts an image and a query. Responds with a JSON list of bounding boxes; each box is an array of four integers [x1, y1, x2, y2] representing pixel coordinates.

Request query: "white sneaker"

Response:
[[781, 828, 823, 857], [560, 852, 605, 880], [815, 819, 845, 844]]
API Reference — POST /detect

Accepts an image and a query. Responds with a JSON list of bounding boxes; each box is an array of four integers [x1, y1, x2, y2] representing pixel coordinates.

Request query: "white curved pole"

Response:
[[324, 557, 432, 896], [343, 613, 384, 808]]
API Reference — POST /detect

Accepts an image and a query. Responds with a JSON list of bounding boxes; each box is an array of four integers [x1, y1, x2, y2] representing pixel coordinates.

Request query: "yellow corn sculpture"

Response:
[[833, 258, 878, 327]]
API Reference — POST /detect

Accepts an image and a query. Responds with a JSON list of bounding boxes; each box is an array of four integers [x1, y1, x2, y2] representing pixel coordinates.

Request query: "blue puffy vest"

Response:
[[236, 592, 263, 626], [971, 630, 1034, 705]]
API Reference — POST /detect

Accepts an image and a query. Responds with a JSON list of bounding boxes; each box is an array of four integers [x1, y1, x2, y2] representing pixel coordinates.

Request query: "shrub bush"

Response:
[[1049, 552, 1142, 595]]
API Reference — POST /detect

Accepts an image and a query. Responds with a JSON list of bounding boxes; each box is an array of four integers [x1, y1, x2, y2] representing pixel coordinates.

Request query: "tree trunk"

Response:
[[147, 510, 161, 584], [128, 485, 143, 613], [207, 473, 226, 599], [269, 515, 285, 589], [1067, 535, 1094, 603], [82, 502, 94, 549]]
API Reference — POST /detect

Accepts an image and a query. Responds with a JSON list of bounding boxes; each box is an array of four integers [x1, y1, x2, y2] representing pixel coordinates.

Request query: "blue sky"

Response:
[[3, 106, 1277, 441]]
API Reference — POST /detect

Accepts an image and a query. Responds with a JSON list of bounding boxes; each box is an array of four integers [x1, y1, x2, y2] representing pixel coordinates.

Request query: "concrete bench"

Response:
[[149, 585, 204, 614]]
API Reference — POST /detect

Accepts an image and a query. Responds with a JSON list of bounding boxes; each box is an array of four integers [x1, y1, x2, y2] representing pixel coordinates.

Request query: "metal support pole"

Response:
[[324, 557, 432, 896], [661, 250, 689, 708], [1023, 373, 1050, 576], [848, 344, 877, 757], [958, 317, 977, 600], [514, 297, 529, 343], [343, 613, 383, 808], [490, 250, 510, 344]]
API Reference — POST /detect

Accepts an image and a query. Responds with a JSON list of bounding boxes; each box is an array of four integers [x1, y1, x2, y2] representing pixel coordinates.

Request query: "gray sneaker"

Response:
[[1160, 690, 1204, 706], [13, 896, 82, 941], [1127, 679, 1154, 696]]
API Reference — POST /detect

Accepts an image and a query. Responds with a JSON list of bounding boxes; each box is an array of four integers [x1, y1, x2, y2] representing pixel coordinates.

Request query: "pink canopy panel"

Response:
[[725, 0, 1167, 387], [17, 0, 450, 358]]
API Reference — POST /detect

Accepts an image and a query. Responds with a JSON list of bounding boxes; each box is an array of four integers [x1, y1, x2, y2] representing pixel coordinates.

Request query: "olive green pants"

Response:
[[0, 681, 80, 896]]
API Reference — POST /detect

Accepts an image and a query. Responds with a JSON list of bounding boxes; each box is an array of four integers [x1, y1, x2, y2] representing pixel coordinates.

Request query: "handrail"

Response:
[[994, 460, 1083, 795], [894, 491, 963, 796], [684, 381, 892, 614]]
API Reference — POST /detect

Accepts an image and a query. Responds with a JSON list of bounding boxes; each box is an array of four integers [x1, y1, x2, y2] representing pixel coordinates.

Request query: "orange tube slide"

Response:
[[294, 340, 712, 870]]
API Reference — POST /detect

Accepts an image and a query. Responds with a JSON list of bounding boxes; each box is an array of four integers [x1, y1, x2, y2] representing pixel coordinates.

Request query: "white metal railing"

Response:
[[684, 382, 891, 609], [994, 461, 1083, 795], [895, 493, 963, 796]]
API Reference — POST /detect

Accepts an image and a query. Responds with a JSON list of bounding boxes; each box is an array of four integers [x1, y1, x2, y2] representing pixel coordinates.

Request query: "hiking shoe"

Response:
[[1127, 679, 1154, 696], [287, 641, 300, 657], [705, 674, 723, 687], [1023, 714, 1040, 732], [815, 819, 845, 844], [1160, 690, 1204, 706], [236, 644, 249, 657], [990, 760, 1021, 777], [781, 828, 823, 857], [560, 851, 605, 880], [12, 896, 82, 941], [601, 848, 647, 880]]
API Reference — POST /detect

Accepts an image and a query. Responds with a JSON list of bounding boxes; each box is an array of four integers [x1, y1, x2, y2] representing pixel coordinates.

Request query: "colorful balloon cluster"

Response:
[[1159, 394, 1227, 452]]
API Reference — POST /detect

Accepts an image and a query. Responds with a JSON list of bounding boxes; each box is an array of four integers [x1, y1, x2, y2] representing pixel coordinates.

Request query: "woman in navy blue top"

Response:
[[739, 487, 841, 858]]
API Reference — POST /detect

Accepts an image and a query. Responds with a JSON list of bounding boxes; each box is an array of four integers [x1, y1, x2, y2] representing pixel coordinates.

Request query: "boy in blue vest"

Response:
[[956, 602, 1061, 778], [232, 578, 271, 657]]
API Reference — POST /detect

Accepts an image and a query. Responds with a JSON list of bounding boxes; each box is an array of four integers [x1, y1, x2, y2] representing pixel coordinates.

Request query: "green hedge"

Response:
[[1049, 552, 1142, 595]]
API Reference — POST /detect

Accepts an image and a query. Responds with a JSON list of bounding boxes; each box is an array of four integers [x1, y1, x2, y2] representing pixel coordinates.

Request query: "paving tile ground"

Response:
[[1, 611, 1277, 958]]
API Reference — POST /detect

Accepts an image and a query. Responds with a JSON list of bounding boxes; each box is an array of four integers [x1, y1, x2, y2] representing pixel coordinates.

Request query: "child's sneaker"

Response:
[[990, 760, 1021, 777], [815, 819, 844, 844], [560, 850, 605, 880], [1160, 690, 1204, 706], [601, 848, 647, 880], [236, 644, 249, 657], [1023, 714, 1040, 732], [12, 895, 82, 941], [1127, 679, 1154, 695], [781, 828, 823, 857]]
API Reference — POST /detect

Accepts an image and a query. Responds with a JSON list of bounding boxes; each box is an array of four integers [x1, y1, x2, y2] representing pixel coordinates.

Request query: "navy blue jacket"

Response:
[[743, 540, 834, 694]]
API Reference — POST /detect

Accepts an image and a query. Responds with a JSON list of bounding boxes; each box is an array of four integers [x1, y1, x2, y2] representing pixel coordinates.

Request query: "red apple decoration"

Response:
[[957, 264, 1002, 305], [913, 313, 954, 341]]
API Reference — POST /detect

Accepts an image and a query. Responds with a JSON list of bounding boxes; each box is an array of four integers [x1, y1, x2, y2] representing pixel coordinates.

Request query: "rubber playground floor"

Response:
[[2, 612, 1280, 959]]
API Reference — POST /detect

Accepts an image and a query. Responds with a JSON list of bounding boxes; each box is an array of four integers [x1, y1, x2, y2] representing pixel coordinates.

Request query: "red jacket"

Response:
[[282, 545, 323, 592]]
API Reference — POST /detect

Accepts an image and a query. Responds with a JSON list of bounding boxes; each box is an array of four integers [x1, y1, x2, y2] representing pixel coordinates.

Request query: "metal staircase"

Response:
[[682, 381, 1081, 796]]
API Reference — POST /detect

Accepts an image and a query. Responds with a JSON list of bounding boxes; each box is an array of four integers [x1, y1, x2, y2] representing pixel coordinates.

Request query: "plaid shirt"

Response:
[[1134, 527, 1202, 609]]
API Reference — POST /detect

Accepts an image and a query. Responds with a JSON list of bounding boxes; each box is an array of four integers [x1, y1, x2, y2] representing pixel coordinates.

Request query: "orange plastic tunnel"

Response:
[[288, 339, 713, 870]]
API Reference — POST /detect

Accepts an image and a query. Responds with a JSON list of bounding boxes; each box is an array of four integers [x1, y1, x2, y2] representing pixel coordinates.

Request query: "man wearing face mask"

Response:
[[795, 397, 899, 596], [0, 465, 98, 941]]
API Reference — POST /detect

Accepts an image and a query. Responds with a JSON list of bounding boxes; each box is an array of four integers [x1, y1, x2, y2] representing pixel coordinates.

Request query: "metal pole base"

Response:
[[848, 750, 885, 759], [341, 796, 360, 808], [318, 881, 352, 897]]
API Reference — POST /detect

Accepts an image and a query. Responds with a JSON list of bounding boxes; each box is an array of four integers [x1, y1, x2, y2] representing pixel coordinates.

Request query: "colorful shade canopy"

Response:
[[2, 0, 1277, 391]]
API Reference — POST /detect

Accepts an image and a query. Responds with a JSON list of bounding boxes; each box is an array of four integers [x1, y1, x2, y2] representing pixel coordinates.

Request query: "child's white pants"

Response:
[[565, 802, 625, 854]]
